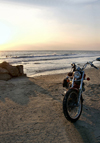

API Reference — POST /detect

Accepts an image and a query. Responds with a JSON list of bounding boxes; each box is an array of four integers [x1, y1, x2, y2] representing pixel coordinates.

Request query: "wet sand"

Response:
[[0, 67, 100, 143]]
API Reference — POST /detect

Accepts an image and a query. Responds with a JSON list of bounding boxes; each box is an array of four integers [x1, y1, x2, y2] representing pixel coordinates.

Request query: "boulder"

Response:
[[0, 61, 26, 80], [16, 65, 24, 76], [0, 61, 19, 77], [0, 67, 9, 74], [0, 73, 12, 81], [0, 66, 11, 80]]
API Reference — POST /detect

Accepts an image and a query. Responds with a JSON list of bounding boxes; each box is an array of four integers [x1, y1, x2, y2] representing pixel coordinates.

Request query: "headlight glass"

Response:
[[74, 71, 81, 79]]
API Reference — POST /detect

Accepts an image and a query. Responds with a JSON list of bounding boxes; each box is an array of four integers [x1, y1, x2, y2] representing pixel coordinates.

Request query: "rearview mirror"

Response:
[[96, 57, 100, 61]]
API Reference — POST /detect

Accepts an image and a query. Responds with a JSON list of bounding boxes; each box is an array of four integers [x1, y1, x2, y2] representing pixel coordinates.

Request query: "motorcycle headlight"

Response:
[[74, 71, 81, 79]]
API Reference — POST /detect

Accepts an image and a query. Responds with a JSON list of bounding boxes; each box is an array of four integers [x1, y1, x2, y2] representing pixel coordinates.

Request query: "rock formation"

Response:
[[0, 61, 26, 81]]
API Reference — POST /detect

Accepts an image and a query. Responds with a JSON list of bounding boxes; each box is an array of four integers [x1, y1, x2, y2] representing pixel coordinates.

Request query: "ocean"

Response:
[[0, 50, 100, 77]]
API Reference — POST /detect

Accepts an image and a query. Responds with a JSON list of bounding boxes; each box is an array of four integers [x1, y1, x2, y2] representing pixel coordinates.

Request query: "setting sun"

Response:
[[0, 1, 100, 51], [0, 22, 13, 45]]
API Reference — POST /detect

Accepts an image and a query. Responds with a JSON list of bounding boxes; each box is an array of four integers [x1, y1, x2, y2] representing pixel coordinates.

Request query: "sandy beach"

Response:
[[0, 67, 100, 143]]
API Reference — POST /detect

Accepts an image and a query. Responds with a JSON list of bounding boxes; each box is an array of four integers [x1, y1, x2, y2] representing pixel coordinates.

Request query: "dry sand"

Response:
[[0, 67, 100, 143]]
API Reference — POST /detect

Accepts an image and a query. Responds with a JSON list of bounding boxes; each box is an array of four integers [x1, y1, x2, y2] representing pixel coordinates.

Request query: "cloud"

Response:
[[0, 0, 99, 7], [0, 0, 100, 39], [1, 0, 100, 26], [0, 0, 64, 7]]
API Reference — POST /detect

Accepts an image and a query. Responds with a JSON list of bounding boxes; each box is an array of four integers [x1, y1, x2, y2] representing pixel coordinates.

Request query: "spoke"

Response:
[[67, 91, 81, 119]]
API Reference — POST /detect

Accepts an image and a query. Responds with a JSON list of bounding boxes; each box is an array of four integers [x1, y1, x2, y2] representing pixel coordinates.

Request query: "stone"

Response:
[[0, 73, 12, 81], [0, 67, 9, 74], [0, 61, 26, 80], [16, 65, 24, 76], [0, 61, 19, 77]]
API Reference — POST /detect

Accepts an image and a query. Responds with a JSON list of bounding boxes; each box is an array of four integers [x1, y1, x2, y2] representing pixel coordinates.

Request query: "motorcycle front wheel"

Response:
[[63, 89, 83, 122]]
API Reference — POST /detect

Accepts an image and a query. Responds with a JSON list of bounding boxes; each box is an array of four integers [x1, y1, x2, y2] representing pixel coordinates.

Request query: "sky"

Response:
[[0, 0, 100, 51]]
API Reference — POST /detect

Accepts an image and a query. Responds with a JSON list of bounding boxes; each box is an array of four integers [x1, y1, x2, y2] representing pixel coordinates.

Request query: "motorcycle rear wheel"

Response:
[[63, 89, 83, 122]]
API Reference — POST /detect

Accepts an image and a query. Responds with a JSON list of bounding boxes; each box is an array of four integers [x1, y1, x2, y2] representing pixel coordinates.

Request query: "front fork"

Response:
[[78, 71, 84, 105], [71, 71, 84, 106]]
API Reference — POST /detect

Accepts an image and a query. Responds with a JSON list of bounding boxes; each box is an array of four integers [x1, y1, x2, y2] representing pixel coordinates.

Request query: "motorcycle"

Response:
[[62, 57, 100, 122]]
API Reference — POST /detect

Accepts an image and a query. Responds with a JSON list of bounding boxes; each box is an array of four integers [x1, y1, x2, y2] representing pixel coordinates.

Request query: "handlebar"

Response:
[[79, 62, 98, 71], [91, 64, 98, 69]]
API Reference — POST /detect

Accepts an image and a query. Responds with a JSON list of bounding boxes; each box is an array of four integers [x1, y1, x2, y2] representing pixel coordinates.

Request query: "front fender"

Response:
[[71, 88, 79, 93], [70, 88, 83, 102]]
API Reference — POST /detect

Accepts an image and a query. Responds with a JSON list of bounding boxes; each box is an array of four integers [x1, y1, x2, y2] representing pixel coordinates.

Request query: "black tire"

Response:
[[63, 89, 83, 122]]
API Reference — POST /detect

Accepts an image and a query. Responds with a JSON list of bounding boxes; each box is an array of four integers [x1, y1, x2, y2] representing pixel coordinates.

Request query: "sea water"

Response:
[[0, 50, 100, 77]]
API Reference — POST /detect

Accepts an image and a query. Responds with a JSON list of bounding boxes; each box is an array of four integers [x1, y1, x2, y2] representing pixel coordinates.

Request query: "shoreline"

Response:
[[27, 66, 100, 78], [1, 50, 100, 80], [0, 67, 100, 142]]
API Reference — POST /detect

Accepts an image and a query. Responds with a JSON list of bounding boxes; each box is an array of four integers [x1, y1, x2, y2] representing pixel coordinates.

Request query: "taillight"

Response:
[[67, 79, 70, 82], [87, 77, 90, 81]]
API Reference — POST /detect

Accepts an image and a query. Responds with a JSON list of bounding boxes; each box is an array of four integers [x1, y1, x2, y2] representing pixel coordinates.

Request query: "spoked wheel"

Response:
[[63, 89, 83, 122]]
